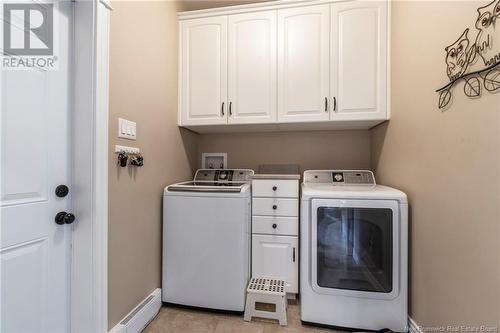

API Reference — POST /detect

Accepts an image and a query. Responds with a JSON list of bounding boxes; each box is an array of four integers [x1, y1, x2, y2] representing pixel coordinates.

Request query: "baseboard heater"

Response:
[[408, 317, 421, 333], [109, 288, 162, 333]]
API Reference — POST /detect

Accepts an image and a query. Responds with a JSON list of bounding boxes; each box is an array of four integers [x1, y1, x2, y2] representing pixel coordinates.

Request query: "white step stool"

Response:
[[244, 277, 287, 326]]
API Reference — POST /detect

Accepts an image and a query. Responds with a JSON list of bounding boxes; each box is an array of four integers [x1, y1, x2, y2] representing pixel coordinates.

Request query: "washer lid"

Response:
[[164, 168, 254, 195], [167, 181, 247, 193], [164, 182, 251, 197]]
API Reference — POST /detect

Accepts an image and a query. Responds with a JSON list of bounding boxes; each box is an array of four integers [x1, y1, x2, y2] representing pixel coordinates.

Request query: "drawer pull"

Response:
[[272, 223, 277, 229], [272, 205, 277, 210], [292, 247, 296, 262], [272, 186, 277, 191]]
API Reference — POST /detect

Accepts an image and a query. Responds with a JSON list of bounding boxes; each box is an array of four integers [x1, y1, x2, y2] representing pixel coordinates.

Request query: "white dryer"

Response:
[[300, 170, 408, 331]]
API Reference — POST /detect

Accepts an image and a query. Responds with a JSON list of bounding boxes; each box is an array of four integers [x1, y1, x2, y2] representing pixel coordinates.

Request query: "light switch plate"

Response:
[[118, 118, 136, 140]]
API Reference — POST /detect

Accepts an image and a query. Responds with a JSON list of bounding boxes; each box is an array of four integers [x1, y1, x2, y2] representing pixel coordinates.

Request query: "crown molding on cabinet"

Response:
[[179, 0, 350, 20]]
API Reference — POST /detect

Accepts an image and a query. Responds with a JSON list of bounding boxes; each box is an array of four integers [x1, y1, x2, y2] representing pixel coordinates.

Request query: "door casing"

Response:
[[71, 0, 111, 332]]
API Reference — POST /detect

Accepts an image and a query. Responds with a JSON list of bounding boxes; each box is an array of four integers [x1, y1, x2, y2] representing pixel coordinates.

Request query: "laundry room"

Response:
[[1, 0, 498, 333]]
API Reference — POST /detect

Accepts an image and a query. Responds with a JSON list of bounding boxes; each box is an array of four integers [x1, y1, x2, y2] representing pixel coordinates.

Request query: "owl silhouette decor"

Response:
[[437, 0, 500, 109]]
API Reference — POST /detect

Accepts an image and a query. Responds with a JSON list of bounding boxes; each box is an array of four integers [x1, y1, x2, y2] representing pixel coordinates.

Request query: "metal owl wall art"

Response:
[[437, 0, 500, 109]]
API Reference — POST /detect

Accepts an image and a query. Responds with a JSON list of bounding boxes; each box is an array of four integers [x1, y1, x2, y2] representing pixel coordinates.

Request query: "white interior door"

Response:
[[228, 10, 276, 124], [180, 16, 228, 126], [1, 1, 72, 332], [277, 4, 330, 123], [251, 234, 298, 293], [330, 1, 387, 120]]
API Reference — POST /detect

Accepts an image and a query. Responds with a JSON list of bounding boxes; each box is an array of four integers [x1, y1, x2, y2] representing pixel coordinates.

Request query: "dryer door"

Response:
[[310, 199, 400, 300]]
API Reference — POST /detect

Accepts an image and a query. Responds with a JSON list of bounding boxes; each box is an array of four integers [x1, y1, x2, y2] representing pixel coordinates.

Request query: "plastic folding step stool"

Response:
[[244, 277, 287, 326]]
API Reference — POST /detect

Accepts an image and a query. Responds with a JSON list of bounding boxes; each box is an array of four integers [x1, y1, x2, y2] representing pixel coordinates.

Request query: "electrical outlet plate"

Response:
[[118, 118, 136, 140]]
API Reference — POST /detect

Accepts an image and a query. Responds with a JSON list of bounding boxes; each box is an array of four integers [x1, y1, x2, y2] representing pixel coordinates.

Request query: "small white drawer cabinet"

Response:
[[251, 175, 300, 294]]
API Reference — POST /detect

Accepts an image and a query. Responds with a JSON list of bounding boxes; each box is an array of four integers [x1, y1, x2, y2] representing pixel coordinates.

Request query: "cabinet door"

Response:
[[252, 235, 298, 293], [180, 16, 227, 125], [228, 11, 277, 124], [330, 1, 388, 120], [277, 5, 330, 123]]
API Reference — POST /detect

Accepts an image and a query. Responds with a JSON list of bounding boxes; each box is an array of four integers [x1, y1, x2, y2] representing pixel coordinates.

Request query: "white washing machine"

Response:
[[300, 170, 408, 331], [162, 169, 254, 312]]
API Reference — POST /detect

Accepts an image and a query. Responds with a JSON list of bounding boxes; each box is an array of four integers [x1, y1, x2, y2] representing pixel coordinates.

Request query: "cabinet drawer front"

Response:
[[252, 198, 298, 216], [252, 179, 298, 198], [252, 216, 298, 236]]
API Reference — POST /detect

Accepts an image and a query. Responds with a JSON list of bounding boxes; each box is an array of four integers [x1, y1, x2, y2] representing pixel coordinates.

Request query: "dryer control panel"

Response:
[[304, 170, 376, 185]]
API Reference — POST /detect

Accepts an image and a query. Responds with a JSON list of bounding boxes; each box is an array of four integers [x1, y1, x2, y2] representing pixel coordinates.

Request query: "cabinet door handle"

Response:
[[292, 247, 296, 262], [324, 97, 328, 112], [229, 102, 232, 116], [333, 97, 337, 112], [221, 102, 225, 116]]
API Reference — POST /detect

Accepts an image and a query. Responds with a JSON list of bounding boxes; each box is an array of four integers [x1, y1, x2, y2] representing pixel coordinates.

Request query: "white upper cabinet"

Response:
[[330, 1, 388, 120], [228, 11, 277, 124], [180, 16, 227, 125], [178, 0, 390, 132], [277, 5, 330, 123]]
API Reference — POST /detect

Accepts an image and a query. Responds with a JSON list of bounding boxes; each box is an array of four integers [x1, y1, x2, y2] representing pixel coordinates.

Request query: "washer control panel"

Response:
[[194, 169, 254, 182], [304, 170, 376, 185]]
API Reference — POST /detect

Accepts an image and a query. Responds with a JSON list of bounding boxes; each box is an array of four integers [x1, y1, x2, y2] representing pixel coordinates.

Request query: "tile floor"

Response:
[[144, 303, 342, 333]]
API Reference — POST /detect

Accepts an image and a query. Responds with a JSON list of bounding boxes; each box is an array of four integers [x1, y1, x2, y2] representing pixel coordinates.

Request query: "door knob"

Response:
[[55, 212, 76, 225], [272, 223, 277, 229], [55, 185, 69, 198], [272, 186, 277, 191], [272, 205, 277, 210]]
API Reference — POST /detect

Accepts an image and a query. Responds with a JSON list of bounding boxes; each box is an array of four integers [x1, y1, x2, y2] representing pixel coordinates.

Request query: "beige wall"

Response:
[[108, 0, 500, 329], [371, 0, 500, 327], [198, 130, 371, 172], [108, 1, 198, 328]]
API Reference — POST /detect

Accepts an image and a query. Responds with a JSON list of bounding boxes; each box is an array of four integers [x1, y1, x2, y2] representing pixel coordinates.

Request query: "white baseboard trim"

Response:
[[109, 288, 162, 333], [408, 317, 422, 333]]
